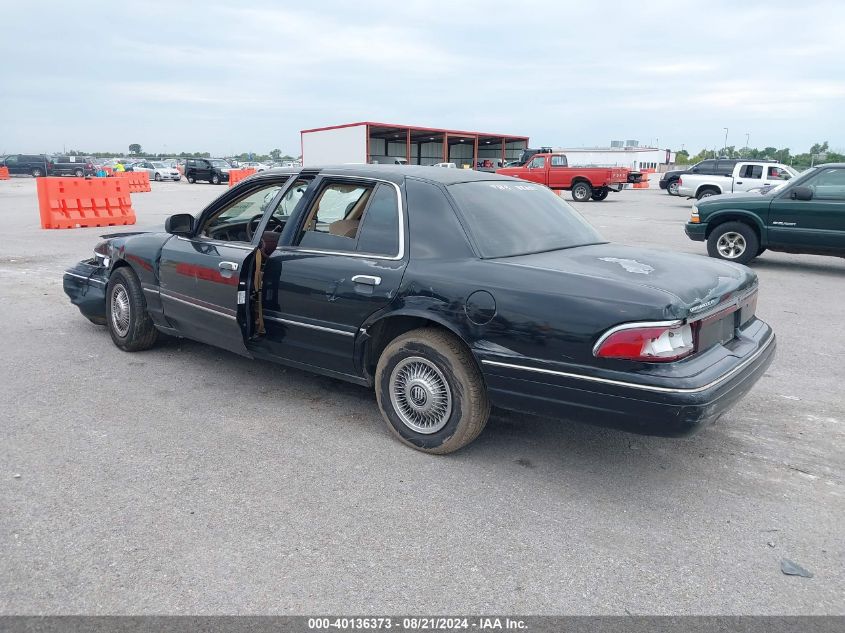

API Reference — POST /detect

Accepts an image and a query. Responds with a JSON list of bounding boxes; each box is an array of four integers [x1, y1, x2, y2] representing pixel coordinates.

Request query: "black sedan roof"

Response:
[[263, 164, 515, 185]]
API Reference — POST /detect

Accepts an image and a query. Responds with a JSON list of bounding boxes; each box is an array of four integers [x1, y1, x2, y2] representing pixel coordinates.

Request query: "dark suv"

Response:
[[185, 158, 231, 184], [1, 154, 49, 177], [48, 156, 95, 177], [661, 159, 776, 196], [685, 163, 845, 264]]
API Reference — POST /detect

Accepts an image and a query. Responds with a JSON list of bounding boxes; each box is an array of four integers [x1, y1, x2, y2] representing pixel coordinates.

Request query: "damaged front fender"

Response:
[[63, 259, 108, 324]]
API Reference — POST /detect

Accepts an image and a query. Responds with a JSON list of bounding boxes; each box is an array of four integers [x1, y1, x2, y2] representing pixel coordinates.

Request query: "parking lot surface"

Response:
[[1, 177, 843, 614]]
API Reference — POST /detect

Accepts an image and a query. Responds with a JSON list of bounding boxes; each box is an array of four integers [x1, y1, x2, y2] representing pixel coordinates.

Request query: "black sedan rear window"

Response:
[[447, 181, 604, 258]]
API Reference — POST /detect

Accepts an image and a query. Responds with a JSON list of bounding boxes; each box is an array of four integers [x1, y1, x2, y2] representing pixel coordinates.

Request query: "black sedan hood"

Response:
[[492, 243, 757, 312], [100, 226, 163, 239]]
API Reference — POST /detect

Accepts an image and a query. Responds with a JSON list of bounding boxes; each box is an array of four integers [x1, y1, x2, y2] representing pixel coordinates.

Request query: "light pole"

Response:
[[744, 133, 750, 157], [723, 128, 729, 156]]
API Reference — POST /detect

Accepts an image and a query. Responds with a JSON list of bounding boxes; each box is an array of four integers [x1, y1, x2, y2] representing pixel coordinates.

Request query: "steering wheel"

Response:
[[245, 214, 284, 241]]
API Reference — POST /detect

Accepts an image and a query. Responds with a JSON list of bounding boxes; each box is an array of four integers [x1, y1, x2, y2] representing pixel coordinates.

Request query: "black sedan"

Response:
[[64, 165, 776, 453]]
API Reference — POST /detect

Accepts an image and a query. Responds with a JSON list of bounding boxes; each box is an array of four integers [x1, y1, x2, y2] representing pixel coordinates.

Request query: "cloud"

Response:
[[1, 0, 843, 155]]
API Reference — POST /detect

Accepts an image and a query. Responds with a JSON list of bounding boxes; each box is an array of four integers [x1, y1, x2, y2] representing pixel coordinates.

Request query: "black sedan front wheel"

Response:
[[106, 267, 158, 352], [375, 328, 489, 454], [667, 180, 680, 195], [591, 187, 609, 201]]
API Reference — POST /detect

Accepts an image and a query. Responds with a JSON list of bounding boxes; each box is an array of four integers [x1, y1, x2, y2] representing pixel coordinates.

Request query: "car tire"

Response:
[[706, 221, 759, 265], [31, 168, 43, 177], [154, 173, 162, 181], [73, 169, 84, 178], [106, 267, 159, 352], [590, 188, 609, 201], [187, 173, 196, 184], [571, 181, 593, 202], [696, 187, 720, 200], [211, 173, 221, 185], [667, 180, 680, 195], [375, 328, 490, 454]]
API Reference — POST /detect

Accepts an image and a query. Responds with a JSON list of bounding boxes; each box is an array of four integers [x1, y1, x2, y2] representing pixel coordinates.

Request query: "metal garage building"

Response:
[[301, 122, 529, 169]]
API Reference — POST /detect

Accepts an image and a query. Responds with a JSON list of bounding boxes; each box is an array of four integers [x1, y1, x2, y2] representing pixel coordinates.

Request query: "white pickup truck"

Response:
[[678, 161, 797, 200]]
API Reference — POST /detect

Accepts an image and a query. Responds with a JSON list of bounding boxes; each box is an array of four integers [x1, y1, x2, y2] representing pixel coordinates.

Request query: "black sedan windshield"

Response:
[[448, 181, 605, 258]]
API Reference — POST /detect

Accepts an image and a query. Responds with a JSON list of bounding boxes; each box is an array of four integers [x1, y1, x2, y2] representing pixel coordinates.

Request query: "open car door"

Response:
[[158, 180, 289, 356], [158, 238, 257, 356]]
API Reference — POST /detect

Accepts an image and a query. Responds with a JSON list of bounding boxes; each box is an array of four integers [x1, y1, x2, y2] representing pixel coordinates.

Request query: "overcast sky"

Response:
[[2, 1, 843, 157]]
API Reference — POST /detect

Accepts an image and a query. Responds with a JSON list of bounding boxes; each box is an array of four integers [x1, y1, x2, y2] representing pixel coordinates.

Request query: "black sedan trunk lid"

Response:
[[494, 243, 757, 318]]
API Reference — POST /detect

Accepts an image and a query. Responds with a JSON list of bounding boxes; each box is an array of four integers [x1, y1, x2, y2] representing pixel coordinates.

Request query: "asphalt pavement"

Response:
[[0, 175, 842, 614]]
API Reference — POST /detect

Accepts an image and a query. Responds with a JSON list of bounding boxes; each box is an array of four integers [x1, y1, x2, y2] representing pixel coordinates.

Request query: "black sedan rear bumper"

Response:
[[63, 259, 108, 323], [478, 320, 776, 437]]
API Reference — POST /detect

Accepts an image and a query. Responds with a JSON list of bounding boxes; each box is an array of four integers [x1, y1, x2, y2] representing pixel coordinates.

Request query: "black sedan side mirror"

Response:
[[165, 213, 194, 235], [790, 186, 813, 201]]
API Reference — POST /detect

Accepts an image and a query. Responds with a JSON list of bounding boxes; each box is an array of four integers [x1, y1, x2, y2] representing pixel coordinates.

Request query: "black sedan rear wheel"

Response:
[[571, 181, 593, 202], [375, 328, 489, 454], [106, 267, 158, 352]]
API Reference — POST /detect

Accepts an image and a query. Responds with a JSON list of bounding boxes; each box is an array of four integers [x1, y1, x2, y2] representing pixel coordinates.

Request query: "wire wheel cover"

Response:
[[389, 356, 453, 434]]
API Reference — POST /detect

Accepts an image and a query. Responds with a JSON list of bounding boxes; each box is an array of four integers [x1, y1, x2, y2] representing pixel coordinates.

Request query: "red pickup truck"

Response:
[[496, 153, 637, 201]]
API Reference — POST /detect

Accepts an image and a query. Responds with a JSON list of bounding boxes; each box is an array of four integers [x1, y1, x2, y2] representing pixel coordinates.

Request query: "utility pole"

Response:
[[745, 132, 750, 157], [723, 128, 729, 156]]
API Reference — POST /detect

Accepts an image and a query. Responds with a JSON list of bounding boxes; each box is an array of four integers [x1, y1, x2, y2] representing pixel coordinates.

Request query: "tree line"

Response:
[[62, 146, 299, 162], [675, 142, 841, 170]]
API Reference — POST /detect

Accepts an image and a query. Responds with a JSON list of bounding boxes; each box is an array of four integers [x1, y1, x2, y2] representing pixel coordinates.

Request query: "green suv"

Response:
[[685, 163, 845, 264]]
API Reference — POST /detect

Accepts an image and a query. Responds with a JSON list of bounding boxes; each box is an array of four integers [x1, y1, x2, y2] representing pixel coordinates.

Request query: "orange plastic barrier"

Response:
[[0, 166, 9, 180], [37, 177, 136, 229], [112, 170, 151, 192], [228, 168, 257, 187]]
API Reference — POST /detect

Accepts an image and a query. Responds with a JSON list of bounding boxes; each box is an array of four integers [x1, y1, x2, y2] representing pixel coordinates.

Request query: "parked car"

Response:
[[369, 157, 408, 165], [47, 156, 95, 177], [497, 152, 636, 201], [240, 161, 271, 172], [660, 158, 779, 196], [678, 161, 796, 200], [685, 163, 845, 264], [1, 153, 48, 177], [185, 158, 232, 184], [129, 160, 182, 181], [63, 165, 774, 453], [433, 162, 457, 168]]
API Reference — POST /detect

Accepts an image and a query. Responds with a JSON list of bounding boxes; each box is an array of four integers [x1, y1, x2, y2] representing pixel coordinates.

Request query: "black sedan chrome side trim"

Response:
[[263, 314, 355, 337], [160, 289, 237, 320], [482, 333, 774, 395], [64, 271, 106, 286]]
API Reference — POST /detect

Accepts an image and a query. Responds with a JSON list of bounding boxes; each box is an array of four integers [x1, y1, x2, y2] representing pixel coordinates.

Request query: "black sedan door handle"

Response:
[[352, 275, 381, 286]]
